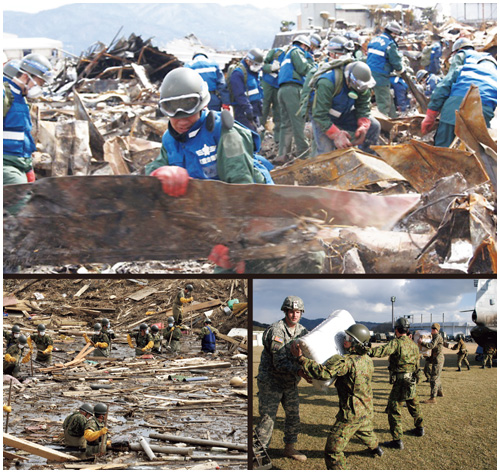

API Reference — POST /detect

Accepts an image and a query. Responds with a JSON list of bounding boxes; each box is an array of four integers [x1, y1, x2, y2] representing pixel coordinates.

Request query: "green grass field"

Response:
[[253, 343, 497, 470]]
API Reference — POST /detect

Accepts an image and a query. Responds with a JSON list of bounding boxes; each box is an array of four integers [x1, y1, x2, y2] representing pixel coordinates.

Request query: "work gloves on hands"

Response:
[[151, 166, 190, 197], [326, 124, 353, 149], [271, 60, 280, 72], [421, 109, 439, 135], [95, 342, 108, 349], [26, 169, 35, 182], [127, 334, 134, 348], [208, 244, 246, 274], [353, 117, 371, 145]]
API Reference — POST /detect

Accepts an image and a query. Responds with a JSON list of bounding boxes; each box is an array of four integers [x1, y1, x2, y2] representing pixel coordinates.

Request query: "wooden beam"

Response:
[[3, 433, 79, 462], [149, 433, 247, 451], [3, 450, 30, 461]]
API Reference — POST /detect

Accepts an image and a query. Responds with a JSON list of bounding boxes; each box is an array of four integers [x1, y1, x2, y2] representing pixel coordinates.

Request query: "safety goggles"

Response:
[[158, 93, 201, 117], [346, 71, 376, 93]]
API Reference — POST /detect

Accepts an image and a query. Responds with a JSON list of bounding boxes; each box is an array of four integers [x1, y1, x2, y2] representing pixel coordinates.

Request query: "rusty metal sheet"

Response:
[[454, 84, 497, 189], [3, 176, 420, 269], [372, 139, 489, 193], [271, 148, 406, 190]]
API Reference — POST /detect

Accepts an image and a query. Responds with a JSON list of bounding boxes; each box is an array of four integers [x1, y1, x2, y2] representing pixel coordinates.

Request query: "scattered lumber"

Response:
[[149, 433, 247, 451], [3, 433, 79, 462]]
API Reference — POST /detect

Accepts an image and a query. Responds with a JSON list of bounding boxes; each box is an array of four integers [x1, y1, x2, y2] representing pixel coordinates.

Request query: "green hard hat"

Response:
[[395, 317, 410, 331], [11, 325, 21, 333], [93, 323, 102, 331], [345, 324, 370, 345], [281, 296, 305, 313], [151, 325, 159, 333], [185, 284, 194, 292], [101, 318, 110, 326], [139, 323, 148, 331], [37, 324, 46, 332], [80, 403, 93, 415], [93, 403, 107, 416], [18, 334, 28, 344]]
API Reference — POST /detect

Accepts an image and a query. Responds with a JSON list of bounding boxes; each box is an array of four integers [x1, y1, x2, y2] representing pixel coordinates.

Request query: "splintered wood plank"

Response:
[[3, 433, 79, 461]]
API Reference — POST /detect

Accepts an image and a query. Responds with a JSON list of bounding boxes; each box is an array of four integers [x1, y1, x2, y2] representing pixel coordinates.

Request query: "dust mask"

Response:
[[39, 331, 46, 336], [13, 333, 20, 338], [27, 85, 43, 99]]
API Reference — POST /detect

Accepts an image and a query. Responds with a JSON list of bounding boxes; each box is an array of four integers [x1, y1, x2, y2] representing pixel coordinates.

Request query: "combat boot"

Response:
[[437, 390, 444, 397], [414, 427, 425, 437], [456, 367, 461, 371], [467, 365, 470, 370], [423, 397, 436, 404], [383, 439, 404, 449], [283, 443, 307, 462], [370, 445, 384, 456]]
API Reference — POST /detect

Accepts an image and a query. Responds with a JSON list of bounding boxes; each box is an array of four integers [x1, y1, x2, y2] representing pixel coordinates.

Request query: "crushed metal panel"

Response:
[[271, 148, 407, 190], [3, 176, 420, 268], [454, 84, 497, 189], [103, 136, 132, 175], [73, 91, 105, 160], [373, 139, 489, 193]]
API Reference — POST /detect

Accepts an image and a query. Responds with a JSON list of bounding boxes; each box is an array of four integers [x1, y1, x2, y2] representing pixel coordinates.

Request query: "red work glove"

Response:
[[325, 124, 352, 149], [352, 117, 371, 145], [26, 169, 36, 182], [221, 104, 231, 111], [421, 109, 439, 135], [150, 166, 190, 197], [208, 244, 246, 274]]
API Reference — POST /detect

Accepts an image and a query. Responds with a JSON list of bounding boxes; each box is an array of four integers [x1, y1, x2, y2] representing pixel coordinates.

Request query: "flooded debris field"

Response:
[[3, 278, 249, 470]]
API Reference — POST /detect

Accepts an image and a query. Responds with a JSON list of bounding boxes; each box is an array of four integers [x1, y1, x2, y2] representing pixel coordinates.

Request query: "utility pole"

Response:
[[391, 296, 396, 329]]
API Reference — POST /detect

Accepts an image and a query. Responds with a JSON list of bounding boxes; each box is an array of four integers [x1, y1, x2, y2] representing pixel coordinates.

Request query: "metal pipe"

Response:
[[139, 436, 156, 461], [129, 442, 193, 456], [149, 433, 247, 451]]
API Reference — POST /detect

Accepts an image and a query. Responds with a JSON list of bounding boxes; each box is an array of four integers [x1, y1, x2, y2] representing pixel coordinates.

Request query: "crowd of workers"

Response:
[[254, 296, 496, 469]]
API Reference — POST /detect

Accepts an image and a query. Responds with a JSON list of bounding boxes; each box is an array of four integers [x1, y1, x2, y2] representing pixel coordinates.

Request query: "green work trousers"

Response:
[[373, 85, 397, 118], [278, 84, 309, 158], [261, 81, 281, 144]]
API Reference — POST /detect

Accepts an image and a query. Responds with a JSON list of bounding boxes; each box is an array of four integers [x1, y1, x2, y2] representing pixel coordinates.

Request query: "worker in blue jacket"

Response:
[[421, 38, 443, 75], [416, 70, 440, 98], [185, 52, 230, 111], [421, 51, 497, 147], [366, 21, 404, 118], [3, 53, 53, 213], [390, 75, 410, 113], [227, 49, 264, 132]]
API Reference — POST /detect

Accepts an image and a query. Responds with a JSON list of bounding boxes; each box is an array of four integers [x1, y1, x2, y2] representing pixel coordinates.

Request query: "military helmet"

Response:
[[293, 35, 311, 49], [185, 283, 194, 292], [246, 48, 264, 65], [151, 325, 159, 333], [93, 323, 102, 331], [93, 403, 107, 416], [395, 317, 410, 331], [11, 325, 21, 333], [327, 36, 348, 53], [345, 323, 370, 345], [452, 37, 474, 53], [159, 67, 210, 118], [101, 318, 110, 326], [310, 33, 322, 48], [281, 296, 305, 313], [37, 324, 46, 332], [344, 61, 376, 93], [385, 21, 403, 36], [167, 316, 175, 324], [3, 59, 21, 80], [416, 69, 429, 82], [80, 403, 93, 415], [19, 53, 54, 84], [139, 323, 148, 331], [18, 334, 28, 344]]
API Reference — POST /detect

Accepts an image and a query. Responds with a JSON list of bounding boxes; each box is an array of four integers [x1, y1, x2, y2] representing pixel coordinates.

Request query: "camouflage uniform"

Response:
[[423, 356, 431, 381], [420, 332, 444, 398], [483, 345, 496, 368], [90, 332, 111, 357], [370, 335, 423, 441], [255, 318, 307, 447], [298, 347, 379, 470], [101, 327, 115, 349], [30, 333, 54, 363], [172, 289, 193, 325], [164, 326, 183, 353], [151, 332, 163, 354], [3, 331, 18, 349], [84, 416, 107, 456], [3, 343, 29, 377], [63, 410, 88, 448], [131, 331, 154, 356], [451, 339, 470, 370]]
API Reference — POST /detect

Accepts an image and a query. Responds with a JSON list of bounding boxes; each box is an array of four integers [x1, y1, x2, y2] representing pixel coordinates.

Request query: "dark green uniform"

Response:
[[298, 347, 379, 470], [132, 331, 154, 356], [3, 331, 18, 349], [420, 332, 444, 398], [31, 333, 54, 363], [172, 289, 192, 325], [452, 339, 470, 370], [63, 410, 88, 448], [164, 325, 183, 353], [101, 328, 115, 349], [370, 335, 423, 441], [84, 416, 107, 456], [3, 343, 28, 377], [255, 318, 307, 447], [90, 332, 111, 357]]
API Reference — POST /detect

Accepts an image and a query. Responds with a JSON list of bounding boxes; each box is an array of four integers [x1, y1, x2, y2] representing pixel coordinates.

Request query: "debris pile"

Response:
[[3, 278, 248, 470]]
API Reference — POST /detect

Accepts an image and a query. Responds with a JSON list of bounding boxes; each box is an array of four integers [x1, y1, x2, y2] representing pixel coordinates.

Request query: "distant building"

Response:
[[3, 35, 63, 61], [448, 3, 497, 24], [253, 331, 264, 347], [299, 3, 372, 30], [412, 321, 477, 338]]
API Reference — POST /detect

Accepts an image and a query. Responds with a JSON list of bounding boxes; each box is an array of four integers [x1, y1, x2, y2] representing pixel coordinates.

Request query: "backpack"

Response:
[[226, 62, 248, 102], [297, 58, 353, 119]]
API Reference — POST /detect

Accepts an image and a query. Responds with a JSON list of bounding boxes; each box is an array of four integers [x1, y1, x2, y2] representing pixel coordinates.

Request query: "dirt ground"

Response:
[[3, 278, 249, 470]]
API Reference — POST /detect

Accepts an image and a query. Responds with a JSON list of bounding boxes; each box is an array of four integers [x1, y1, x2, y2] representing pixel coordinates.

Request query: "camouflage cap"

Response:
[[431, 323, 440, 330]]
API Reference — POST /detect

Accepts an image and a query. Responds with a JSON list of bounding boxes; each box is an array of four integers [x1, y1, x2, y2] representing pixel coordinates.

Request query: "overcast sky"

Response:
[[253, 278, 483, 326]]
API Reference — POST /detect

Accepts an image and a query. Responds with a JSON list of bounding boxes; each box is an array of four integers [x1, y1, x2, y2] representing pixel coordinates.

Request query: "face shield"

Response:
[[346, 69, 376, 94]]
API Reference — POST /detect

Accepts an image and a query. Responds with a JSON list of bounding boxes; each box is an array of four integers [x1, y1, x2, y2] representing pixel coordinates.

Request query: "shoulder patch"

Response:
[[273, 336, 284, 344]]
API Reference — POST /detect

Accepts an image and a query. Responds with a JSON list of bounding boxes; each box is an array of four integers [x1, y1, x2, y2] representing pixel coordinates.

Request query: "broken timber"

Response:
[[3, 433, 79, 462], [4, 176, 420, 268], [149, 433, 247, 451]]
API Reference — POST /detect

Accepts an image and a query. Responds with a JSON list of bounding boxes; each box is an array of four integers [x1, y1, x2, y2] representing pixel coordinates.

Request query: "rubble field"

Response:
[[3, 278, 249, 470]]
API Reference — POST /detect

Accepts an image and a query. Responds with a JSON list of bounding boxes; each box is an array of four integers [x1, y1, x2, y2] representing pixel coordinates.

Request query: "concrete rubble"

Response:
[[3, 278, 249, 470], [3, 22, 497, 274]]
